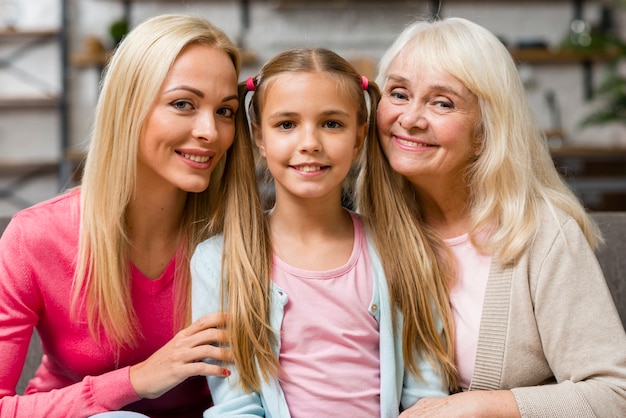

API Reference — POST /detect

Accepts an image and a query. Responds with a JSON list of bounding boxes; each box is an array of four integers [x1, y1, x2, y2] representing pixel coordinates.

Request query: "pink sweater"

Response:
[[0, 190, 211, 418]]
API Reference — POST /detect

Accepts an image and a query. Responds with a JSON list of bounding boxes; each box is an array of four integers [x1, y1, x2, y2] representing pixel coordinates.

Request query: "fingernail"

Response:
[[222, 368, 231, 377]]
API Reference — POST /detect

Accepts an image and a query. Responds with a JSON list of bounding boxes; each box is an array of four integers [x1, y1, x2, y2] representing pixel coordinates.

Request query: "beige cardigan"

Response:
[[469, 207, 626, 417]]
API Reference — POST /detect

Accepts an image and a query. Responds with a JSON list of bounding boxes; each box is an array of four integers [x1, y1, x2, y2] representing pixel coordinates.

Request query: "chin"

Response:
[[180, 178, 212, 194]]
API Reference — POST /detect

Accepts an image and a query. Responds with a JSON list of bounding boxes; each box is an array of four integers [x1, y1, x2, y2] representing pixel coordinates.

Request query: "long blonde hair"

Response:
[[377, 17, 602, 269], [72, 14, 252, 350]]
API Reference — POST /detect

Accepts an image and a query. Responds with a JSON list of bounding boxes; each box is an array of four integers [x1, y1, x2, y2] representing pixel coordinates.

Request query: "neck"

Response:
[[125, 186, 187, 279], [412, 179, 471, 239]]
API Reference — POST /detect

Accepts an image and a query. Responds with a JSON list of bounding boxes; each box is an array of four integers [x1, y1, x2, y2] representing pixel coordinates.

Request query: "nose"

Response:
[[193, 112, 219, 142], [297, 125, 322, 153], [398, 102, 428, 130]]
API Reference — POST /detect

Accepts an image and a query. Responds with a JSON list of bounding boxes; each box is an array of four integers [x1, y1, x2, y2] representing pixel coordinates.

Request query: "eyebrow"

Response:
[[267, 109, 351, 119], [387, 74, 464, 97], [164, 85, 238, 103]]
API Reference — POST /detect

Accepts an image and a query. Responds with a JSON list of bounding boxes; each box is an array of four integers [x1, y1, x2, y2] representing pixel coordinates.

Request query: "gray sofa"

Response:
[[2, 212, 625, 395]]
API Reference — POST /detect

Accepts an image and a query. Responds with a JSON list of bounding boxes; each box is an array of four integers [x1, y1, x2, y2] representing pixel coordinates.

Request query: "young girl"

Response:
[[191, 47, 456, 417]]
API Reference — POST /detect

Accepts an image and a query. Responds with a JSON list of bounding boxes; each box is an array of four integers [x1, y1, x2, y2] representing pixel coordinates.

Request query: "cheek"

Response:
[[376, 102, 395, 133], [219, 124, 236, 150]]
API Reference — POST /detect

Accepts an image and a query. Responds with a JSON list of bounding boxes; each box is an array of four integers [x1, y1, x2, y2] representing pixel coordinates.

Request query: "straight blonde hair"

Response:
[[72, 14, 256, 351], [376, 17, 602, 270]]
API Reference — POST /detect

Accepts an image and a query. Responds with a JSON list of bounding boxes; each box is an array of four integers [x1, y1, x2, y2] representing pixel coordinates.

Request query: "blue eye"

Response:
[[171, 100, 193, 111]]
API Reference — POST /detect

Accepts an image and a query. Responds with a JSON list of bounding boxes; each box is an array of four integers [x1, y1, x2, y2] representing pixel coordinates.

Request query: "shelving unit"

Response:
[[0, 0, 72, 211]]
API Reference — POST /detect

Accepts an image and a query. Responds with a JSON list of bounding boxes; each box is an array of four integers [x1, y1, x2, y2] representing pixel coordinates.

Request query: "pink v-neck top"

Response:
[[0, 190, 211, 417]]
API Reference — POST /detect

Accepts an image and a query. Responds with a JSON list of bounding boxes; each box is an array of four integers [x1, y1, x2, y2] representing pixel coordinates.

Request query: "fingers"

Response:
[[177, 313, 230, 347], [187, 360, 233, 378], [190, 313, 229, 333]]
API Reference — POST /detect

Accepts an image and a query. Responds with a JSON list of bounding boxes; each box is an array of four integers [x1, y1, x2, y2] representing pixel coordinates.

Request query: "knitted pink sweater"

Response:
[[0, 190, 210, 417]]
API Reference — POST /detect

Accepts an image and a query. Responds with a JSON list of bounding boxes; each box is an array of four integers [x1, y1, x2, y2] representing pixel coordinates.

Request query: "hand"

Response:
[[129, 313, 232, 399], [399, 390, 521, 418]]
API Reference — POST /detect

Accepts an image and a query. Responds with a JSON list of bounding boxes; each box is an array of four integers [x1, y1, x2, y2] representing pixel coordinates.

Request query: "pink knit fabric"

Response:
[[0, 190, 211, 417]]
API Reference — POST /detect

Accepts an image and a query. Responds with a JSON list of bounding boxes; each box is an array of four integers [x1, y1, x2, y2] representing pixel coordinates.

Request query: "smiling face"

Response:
[[377, 56, 480, 192], [254, 72, 366, 204], [137, 43, 239, 195]]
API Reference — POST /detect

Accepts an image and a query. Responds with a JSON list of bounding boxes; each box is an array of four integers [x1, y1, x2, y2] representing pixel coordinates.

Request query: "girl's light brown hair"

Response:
[[231, 47, 456, 392]]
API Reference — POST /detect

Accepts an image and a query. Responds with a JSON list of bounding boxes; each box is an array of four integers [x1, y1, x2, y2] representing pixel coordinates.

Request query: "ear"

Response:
[[353, 123, 367, 160], [252, 123, 266, 158]]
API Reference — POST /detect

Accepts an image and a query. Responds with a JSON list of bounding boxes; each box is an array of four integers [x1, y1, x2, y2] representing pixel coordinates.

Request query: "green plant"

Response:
[[109, 19, 129, 46], [578, 2, 626, 128]]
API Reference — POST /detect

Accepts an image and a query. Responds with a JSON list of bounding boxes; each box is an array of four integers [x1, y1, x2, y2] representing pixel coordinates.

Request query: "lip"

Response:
[[289, 163, 329, 175], [393, 134, 435, 151], [176, 148, 217, 169]]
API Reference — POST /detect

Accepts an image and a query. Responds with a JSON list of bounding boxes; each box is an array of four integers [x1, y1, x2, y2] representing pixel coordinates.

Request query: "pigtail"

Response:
[[221, 79, 278, 393]]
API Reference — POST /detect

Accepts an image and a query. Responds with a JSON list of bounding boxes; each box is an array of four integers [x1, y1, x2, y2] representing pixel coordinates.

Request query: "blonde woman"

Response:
[[365, 16, 626, 417], [0, 14, 263, 417]]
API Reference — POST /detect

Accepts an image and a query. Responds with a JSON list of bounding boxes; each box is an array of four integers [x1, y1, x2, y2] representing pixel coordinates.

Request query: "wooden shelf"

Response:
[[510, 48, 619, 64], [0, 97, 60, 108], [0, 29, 58, 40], [0, 159, 59, 175], [550, 145, 626, 158]]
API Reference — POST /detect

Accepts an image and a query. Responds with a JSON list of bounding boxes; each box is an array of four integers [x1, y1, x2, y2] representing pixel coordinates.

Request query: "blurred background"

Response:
[[1, 0, 625, 217]]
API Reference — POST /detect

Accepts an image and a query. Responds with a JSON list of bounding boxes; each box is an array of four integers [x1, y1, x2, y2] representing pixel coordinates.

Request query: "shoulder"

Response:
[[191, 234, 225, 273], [527, 205, 595, 274], [532, 203, 584, 249], [10, 189, 80, 228], [2, 189, 80, 248], [193, 234, 224, 258]]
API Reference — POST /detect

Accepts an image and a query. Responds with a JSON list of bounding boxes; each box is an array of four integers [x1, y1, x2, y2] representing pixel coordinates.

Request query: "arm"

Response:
[[190, 237, 266, 417], [400, 390, 520, 418], [0, 217, 142, 416], [400, 357, 449, 410], [403, 215, 626, 417], [508, 217, 626, 417], [0, 214, 232, 417]]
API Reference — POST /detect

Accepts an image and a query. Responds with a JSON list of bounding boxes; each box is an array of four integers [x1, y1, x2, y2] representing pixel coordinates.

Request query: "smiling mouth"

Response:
[[293, 165, 326, 172], [178, 152, 210, 163], [395, 136, 433, 148]]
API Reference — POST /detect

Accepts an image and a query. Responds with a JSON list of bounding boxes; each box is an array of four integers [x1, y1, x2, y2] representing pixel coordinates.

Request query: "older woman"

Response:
[[357, 16, 626, 417]]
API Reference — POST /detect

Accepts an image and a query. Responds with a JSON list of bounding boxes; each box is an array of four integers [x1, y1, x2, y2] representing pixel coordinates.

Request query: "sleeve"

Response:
[[0, 217, 140, 417], [190, 237, 266, 417], [511, 217, 626, 417], [401, 359, 448, 410], [400, 315, 448, 410]]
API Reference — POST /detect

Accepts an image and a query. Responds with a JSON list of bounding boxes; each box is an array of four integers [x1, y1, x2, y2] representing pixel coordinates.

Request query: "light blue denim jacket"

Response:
[[191, 234, 447, 418]]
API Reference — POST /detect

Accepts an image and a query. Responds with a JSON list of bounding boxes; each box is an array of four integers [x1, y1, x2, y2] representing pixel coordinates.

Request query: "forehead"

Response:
[[166, 44, 236, 83], [388, 53, 474, 95], [263, 72, 354, 105]]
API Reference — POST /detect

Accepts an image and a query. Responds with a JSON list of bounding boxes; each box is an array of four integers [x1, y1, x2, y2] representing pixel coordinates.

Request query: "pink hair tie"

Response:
[[361, 75, 368, 90], [246, 77, 256, 91]]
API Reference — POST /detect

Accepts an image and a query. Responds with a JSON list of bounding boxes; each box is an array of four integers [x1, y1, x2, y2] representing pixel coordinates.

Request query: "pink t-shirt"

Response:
[[272, 212, 381, 417], [0, 190, 211, 417], [446, 233, 492, 389]]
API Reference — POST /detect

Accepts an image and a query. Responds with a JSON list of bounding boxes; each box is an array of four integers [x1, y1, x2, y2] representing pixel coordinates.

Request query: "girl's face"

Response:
[[254, 72, 366, 204], [138, 43, 239, 195], [377, 57, 480, 191]]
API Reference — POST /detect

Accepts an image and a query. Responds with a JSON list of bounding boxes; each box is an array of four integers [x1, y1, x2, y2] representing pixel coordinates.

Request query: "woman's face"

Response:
[[138, 43, 239, 194], [377, 57, 480, 191]]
